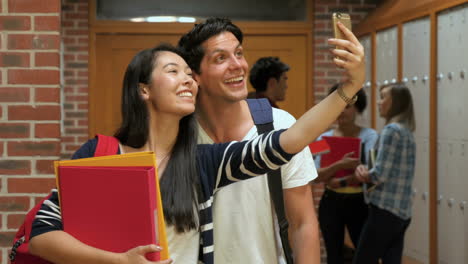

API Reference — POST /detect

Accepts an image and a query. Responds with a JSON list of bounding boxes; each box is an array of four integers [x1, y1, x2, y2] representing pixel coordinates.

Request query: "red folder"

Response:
[[57, 166, 160, 261], [321, 136, 361, 183], [309, 140, 331, 155]]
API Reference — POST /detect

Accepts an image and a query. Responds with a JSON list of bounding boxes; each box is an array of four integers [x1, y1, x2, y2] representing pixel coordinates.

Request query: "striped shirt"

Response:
[[31, 129, 294, 264], [367, 123, 416, 220]]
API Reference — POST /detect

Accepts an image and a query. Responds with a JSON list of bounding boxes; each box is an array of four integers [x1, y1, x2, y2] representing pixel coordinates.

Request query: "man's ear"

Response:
[[267, 77, 277, 91], [193, 72, 202, 85], [139, 83, 150, 100]]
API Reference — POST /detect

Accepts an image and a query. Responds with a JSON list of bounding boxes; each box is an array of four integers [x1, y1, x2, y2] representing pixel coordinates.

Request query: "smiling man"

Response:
[[178, 18, 320, 264]]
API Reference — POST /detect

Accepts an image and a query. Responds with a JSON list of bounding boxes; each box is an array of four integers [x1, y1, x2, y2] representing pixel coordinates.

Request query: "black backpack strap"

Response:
[[246, 99, 294, 264]]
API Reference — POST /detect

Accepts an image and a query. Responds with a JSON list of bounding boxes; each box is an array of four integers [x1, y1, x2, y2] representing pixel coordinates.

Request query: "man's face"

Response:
[[272, 72, 288, 102], [194, 32, 249, 103]]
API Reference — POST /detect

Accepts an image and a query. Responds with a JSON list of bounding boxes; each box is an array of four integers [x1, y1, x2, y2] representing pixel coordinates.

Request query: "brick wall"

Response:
[[0, 0, 61, 263], [61, 0, 89, 159], [312, 1, 379, 262]]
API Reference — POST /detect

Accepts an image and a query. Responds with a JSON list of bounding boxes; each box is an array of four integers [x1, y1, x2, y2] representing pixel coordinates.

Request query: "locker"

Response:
[[358, 35, 372, 128], [375, 27, 398, 132], [402, 17, 430, 263], [437, 5, 468, 263]]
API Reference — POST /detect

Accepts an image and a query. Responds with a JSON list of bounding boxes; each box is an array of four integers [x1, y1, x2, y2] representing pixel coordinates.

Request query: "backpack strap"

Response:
[[246, 99, 294, 264], [94, 134, 120, 156]]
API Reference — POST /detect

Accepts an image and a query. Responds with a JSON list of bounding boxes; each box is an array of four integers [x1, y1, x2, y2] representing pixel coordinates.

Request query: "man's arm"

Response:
[[284, 184, 320, 264]]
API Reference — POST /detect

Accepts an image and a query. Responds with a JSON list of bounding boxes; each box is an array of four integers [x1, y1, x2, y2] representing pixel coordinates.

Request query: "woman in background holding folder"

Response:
[[29, 22, 366, 264], [312, 84, 378, 264], [353, 83, 416, 264]]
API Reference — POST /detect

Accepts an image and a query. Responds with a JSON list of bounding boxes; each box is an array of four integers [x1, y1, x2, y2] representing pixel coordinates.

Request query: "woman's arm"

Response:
[[29, 231, 170, 264], [355, 125, 401, 184], [280, 23, 365, 154]]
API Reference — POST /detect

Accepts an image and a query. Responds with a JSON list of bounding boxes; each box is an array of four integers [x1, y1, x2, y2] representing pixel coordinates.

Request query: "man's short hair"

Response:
[[178, 17, 243, 74], [249, 57, 290, 92]]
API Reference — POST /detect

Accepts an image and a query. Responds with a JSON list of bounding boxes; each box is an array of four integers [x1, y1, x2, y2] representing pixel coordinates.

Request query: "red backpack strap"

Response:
[[94, 134, 120, 157]]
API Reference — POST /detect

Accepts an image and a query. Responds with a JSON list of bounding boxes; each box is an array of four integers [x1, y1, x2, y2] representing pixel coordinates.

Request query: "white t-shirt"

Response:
[[166, 225, 199, 263], [197, 107, 317, 264]]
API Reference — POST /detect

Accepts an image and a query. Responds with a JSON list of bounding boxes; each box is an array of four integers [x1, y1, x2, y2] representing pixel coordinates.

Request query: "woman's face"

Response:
[[378, 86, 392, 118], [143, 51, 197, 117], [337, 104, 358, 126]]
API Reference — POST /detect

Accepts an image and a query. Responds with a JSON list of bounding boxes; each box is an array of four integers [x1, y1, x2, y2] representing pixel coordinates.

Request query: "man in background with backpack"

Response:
[[178, 18, 320, 263], [248, 56, 290, 109]]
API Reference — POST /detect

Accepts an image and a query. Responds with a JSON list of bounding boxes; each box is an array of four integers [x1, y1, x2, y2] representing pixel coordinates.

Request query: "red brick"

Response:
[[8, 141, 60, 156], [35, 16, 60, 31], [36, 159, 54, 174], [8, 69, 59, 84], [0, 142, 3, 156], [0, 196, 30, 211], [78, 21, 89, 28], [64, 13, 87, 20], [7, 34, 60, 50], [78, 120, 88, 126], [62, 37, 76, 45], [35, 123, 60, 138], [0, 123, 30, 138], [8, 0, 60, 13], [35, 87, 60, 103], [77, 70, 88, 77], [7, 213, 26, 229], [0, 231, 16, 247], [0, 87, 29, 102], [8, 105, 60, 121], [0, 52, 30, 67], [62, 20, 74, 28], [0, 159, 31, 174], [8, 178, 56, 194], [35, 52, 59, 67], [34, 194, 50, 206], [0, 16, 30, 30], [64, 29, 88, 36]]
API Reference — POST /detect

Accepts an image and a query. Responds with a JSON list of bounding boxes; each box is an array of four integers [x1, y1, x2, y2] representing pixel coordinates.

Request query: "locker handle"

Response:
[[447, 198, 455, 207], [460, 201, 467, 210], [412, 76, 418, 83], [422, 75, 428, 82], [437, 195, 443, 204], [391, 78, 396, 84], [402, 77, 408, 83], [422, 192, 428, 201], [448, 72, 454, 80], [461, 70, 466, 79], [383, 80, 389, 85], [437, 73, 444, 80]]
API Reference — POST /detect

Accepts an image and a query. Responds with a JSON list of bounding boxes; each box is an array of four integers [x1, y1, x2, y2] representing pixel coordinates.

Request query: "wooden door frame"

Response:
[[88, 0, 315, 138], [355, 1, 468, 263]]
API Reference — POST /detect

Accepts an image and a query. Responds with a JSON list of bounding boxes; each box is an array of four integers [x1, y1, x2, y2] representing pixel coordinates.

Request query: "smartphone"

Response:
[[332, 12, 352, 45]]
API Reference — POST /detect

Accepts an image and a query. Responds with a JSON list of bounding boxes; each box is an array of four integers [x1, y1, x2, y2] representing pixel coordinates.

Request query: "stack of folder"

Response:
[[320, 136, 362, 186], [54, 152, 169, 261]]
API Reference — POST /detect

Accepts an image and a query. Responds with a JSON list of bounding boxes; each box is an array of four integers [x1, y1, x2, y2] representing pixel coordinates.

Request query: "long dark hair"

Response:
[[114, 44, 200, 232], [381, 82, 416, 132]]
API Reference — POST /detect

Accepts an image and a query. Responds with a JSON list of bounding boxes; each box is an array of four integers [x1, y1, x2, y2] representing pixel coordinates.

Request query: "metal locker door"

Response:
[[375, 27, 398, 132], [358, 35, 372, 128], [402, 17, 430, 263]]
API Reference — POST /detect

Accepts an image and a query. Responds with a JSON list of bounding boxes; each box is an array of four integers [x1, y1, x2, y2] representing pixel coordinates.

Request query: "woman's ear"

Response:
[[139, 83, 150, 100]]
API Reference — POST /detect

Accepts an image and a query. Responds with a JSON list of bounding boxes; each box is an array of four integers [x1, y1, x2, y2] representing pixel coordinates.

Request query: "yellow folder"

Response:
[[54, 152, 169, 260]]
